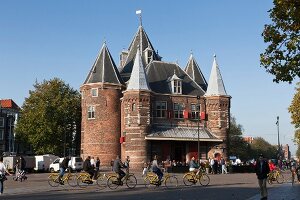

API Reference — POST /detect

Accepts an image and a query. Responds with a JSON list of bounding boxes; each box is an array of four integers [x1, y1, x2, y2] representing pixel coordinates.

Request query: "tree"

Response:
[[250, 137, 277, 159], [289, 83, 300, 146], [16, 78, 81, 156], [260, 0, 300, 83], [227, 116, 251, 160]]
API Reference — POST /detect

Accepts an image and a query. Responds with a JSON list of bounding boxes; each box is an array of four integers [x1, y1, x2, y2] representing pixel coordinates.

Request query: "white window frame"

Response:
[[91, 88, 98, 97], [154, 101, 167, 118], [172, 80, 182, 94], [191, 104, 200, 120], [88, 106, 95, 119], [0, 117, 4, 127], [173, 103, 184, 119]]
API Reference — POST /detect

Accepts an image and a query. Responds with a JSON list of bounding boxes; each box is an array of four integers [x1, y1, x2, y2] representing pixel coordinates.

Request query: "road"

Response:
[[1, 171, 299, 200]]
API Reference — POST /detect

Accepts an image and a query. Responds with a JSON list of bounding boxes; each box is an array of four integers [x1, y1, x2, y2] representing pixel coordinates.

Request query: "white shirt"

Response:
[[0, 162, 6, 175], [90, 159, 95, 167]]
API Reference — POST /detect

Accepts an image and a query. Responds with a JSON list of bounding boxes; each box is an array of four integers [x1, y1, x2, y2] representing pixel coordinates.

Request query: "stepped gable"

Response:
[[184, 54, 208, 91], [120, 26, 160, 81], [84, 42, 124, 85], [205, 55, 227, 96], [126, 48, 150, 91], [145, 61, 205, 96]]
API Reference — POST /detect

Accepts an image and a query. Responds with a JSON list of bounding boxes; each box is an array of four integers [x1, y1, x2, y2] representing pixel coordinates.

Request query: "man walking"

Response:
[[254, 154, 270, 200]]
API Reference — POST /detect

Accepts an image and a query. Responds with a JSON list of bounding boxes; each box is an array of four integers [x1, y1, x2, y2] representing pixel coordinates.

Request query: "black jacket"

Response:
[[255, 159, 270, 180], [83, 159, 93, 171]]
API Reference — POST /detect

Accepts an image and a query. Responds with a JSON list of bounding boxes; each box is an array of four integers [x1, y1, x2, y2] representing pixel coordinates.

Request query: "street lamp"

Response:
[[276, 116, 281, 158], [197, 96, 200, 161]]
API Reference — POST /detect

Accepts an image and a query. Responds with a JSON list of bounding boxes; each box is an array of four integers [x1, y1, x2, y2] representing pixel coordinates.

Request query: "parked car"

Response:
[[49, 157, 83, 172]]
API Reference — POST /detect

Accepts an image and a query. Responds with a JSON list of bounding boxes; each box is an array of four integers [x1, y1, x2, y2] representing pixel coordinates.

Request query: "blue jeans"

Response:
[[153, 168, 163, 181], [59, 168, 65, 180], [0, 179, 3, 193]]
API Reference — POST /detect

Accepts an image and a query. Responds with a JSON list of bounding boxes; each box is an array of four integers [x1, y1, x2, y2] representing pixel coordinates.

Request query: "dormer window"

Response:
[[143, 47, 153, 64], [168, 71, 182, 94]]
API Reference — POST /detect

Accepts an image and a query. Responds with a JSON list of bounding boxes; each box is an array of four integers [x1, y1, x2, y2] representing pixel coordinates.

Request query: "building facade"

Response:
[[80, 24, 231, 169], [0, 99, 20, 156]]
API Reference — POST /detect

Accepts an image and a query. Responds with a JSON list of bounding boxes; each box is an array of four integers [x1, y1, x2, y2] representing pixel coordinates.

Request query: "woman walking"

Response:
[[0, 157, 12, 195]]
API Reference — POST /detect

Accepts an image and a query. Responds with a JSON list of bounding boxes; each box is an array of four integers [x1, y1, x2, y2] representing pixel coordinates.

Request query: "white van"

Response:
[[49, 157, 83, 172]]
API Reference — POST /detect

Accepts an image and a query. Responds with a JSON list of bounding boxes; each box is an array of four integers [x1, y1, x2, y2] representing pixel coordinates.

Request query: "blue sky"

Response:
[[0, 1, 298, 155]]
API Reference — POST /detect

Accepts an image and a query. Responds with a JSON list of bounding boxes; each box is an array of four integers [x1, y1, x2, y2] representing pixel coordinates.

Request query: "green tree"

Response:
[[289, 83, 300, 147], [227, 116, 251, 160], [250, 137, 277, 159], [260, 0, 300, 83], [16, 78, 81, 156]]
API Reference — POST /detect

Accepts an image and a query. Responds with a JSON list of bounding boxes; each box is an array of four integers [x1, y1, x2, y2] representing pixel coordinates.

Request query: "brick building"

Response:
[[80, 24, 231, 169], [0, 99, 20, 155]]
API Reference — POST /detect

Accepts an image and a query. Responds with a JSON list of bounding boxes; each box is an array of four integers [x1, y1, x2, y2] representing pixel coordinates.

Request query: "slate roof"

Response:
[[184, 54, 208, 91], [84, 43, 124, 85], [146, 126, 222, 142], [126, 49, 150, 91], [120, 26, 160, 82], [205, 55, 227, 96], [146, 61, 205, 96]]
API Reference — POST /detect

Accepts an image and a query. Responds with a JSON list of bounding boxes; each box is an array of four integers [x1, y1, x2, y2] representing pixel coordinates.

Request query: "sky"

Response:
[[0, 1, 298, 155]]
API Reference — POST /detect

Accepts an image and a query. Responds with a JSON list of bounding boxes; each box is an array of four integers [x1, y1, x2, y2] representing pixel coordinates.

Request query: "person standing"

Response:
[[124, 156, 130, 174], [94, 157, 100, 179], [0, 157, 12, 195], [221, 157, 227, 174], [254, 154, 270, 200], [90, 157, 95, 169]]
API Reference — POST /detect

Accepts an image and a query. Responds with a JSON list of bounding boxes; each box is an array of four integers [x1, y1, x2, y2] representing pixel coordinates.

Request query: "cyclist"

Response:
[[151, 155, 163, 185], [83, 156, 95, 183], [189, 156, 199, 173], [290, 158, 297, 183], [59, 156, 70, 185], [268, 160, 276, 180], [113, 155, 126, 185]]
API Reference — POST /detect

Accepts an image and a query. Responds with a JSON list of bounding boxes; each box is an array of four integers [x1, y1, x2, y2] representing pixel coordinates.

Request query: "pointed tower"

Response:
[[185, 54, 208, 91], [121, 47, 151, 169], [80, 43, 125, 165], [119, 25, 161, 82], [205, 55, 231, 157]]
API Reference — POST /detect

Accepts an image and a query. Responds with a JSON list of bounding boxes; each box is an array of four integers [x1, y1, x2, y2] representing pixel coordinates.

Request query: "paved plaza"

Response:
[[1, 171, 299, 200]]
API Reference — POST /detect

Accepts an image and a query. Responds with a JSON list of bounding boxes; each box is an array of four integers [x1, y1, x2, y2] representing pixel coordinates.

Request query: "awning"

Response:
[[145, 126, 223, 142]]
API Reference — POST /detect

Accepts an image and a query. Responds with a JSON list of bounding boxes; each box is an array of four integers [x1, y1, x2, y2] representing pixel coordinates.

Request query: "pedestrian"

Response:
[[90, 157, 95, 169], [94, 157, 100, 179], [0, 156, 12, 195], [110, 159, 114, 171], [142, 162, 149, 177], [124, 156, 130, 174], [221, 157, 227, 174], [254, 154, 270, 200]]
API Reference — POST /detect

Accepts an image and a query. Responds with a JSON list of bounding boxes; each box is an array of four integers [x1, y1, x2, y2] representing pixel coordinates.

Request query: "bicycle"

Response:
[[76, 171, 107, 189], [107, 172, 137, 190], [183, 168, 210, 186], [267, 169, 284, 184], [144, 172, 178, 189], [48, 170, 78, 187]]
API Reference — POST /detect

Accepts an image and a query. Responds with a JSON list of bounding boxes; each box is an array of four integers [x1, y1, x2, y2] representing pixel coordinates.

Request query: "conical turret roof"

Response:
[[184, 54, 208, 91], [205, 55, 227, 96], [84, 43, 124, 85], [126, 48, 150, 91]]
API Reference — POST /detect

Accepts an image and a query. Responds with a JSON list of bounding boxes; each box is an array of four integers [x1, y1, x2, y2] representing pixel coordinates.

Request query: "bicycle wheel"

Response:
[[276, 173, 284, 184], [199, 174, 210, 186], [66, 173, 78, 187], [125, 175, 137, 189], [107, 175, 119, 190], [48, 174, 60, 187], [144, 176, 156, 188], [96, 174, 107, 190], [77, 175, 90, 188], [183, 173, 195, 186], [165, 176, 178, 189]]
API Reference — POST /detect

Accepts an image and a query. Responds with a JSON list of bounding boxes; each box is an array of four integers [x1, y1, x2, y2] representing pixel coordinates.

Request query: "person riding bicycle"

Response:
[[59, 156, 70, 185], [113, 155, 126, 185], [151, 155, 163, 185], [268, 160, 276, 180], [83, 156, 95, 183], [189, 156, 199, 173], [290, 158, 297, 181]]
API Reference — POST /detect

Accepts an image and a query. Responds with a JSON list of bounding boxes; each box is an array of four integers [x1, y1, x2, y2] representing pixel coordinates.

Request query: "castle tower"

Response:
[[121, 46, 151, 169], [205, 55, 231, 157], [80, 43, 125, 165]]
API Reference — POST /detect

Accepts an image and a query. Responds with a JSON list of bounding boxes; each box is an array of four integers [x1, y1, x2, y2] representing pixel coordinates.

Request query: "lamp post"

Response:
[[197, 96, 200, 161], [276, 116, 280, 158]]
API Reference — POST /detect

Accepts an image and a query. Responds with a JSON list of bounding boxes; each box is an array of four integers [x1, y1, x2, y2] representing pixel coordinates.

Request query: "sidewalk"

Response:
[[247, 183, 300, 200]]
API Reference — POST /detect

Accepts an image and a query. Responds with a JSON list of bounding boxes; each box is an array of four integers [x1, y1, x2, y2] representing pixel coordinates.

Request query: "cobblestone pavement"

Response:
[[1, 171, 299, 200]]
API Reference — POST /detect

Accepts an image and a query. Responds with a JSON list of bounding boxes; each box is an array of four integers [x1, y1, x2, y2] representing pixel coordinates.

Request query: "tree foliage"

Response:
[[289, 83, 300, 146], [250, 137, 277, 159], [16, 78, 81, 156], [260, 0, 300, 83]]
